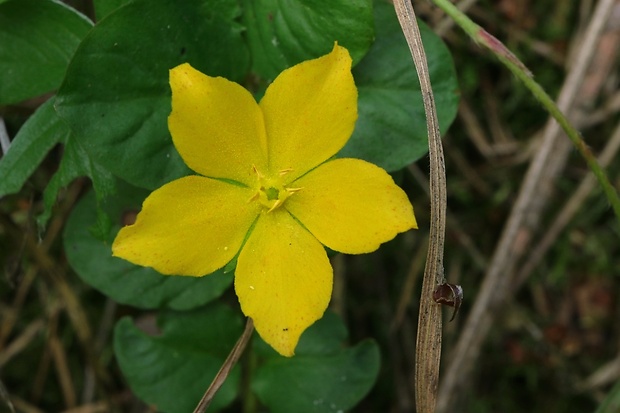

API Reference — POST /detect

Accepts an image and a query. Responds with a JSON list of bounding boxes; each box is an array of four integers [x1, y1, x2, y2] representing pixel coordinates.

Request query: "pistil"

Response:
[[249, 166, 303, 212]]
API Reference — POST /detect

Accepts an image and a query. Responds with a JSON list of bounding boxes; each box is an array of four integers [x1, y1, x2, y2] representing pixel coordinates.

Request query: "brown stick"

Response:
[[193, 318, 254, 413], [393, 1, 448, 412]]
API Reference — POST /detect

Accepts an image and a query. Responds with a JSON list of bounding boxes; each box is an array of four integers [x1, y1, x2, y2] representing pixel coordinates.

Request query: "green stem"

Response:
[[433, 0, 620, 222]]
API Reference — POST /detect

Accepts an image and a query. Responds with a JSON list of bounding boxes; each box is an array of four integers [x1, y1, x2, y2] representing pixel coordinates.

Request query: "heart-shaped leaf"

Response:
[[253, 312, 380, 413], [114, 304, 243, 413], [0, 0, 92, 104], [242, 0, 374, 80], [341, 1, 460, 171], [55, 0, 249, 190]]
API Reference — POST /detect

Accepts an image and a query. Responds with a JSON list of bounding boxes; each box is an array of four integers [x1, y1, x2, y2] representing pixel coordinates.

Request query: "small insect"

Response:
[[433, 283, 463, 322]]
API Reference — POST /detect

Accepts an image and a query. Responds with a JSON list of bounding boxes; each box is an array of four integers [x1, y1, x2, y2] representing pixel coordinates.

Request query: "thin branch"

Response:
[[0, 117, 10, 155], [193, 318, 254, 413], [514, 120, 620, 288]]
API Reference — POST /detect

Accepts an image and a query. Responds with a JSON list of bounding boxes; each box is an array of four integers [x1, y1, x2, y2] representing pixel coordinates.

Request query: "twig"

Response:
[[435, 0, 478, 36], [193, 318, 254, 413], [0, 319, 45, 368], [393, 1, 447, 412], [50, 334, 77, 408], [82, 299, 118, 403], [581, 91, 620, 128], [0, 117, 10, 155], [0, 266, 38, 350], [514, 120, 620, 288], [457, 100, 495, 158]]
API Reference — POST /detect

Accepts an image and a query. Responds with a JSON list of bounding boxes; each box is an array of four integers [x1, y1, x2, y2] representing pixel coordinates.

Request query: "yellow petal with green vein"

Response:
[[169, 63, 267, 186], [235, 209, 332, 357], [259, 45, 357, 182], [113, 176, 259, 276], [286, 158, 417, 254]]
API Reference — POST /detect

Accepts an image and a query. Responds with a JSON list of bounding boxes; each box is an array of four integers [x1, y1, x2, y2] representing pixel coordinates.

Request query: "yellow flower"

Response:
[[112, 45, 417, 356]]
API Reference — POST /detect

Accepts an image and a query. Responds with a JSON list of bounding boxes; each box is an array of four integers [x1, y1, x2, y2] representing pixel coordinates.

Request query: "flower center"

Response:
[[250, 166, 302, 212]]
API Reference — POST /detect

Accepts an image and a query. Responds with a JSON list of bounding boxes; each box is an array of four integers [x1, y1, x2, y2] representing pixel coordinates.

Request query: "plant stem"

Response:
[[432, 0, 620, 222], [393, 1, 447, 412], [193, 318, 254, 413]]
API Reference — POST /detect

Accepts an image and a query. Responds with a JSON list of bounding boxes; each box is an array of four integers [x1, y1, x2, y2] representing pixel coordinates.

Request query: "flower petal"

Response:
[[285, 158, 417, 254], [235, 210, 332, 356], [112, 176, 260, 276], [259, 45, 357, 181], [169, 63, 267, 185]]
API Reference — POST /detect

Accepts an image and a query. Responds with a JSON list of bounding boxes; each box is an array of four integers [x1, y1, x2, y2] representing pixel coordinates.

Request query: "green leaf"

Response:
[[63, 181, 234, 310], [0, 100, 67, 197], [341, 0, 460, 171], [114, 304, 243, 413], [55, 0, 249, 190], [242, 0, 374, 80], [253, 312, 380, 413], [0, 0, 92, 105]]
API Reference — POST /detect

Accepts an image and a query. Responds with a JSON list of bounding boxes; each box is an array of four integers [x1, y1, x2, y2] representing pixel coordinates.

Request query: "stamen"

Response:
[[279, 168, 294, 176], [285, 187, 303, 194], [247, 192, 259, 203], [252, 164, 264, 178]]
